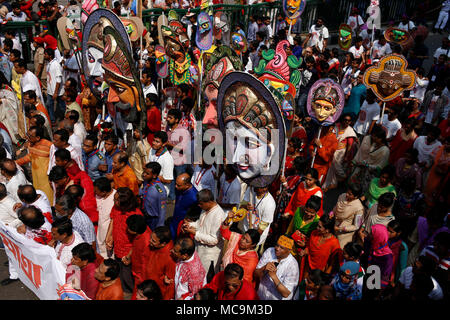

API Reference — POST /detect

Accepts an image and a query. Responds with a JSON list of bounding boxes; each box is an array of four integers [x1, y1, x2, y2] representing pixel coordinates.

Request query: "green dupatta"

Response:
[[292, 207, 320, 237]]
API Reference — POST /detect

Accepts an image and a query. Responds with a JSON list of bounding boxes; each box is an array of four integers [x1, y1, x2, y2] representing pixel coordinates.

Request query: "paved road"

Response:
[[0, 22, 446, 301]]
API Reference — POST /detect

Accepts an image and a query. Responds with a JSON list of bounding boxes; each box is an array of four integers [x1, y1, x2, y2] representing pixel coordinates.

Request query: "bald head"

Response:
[[18, 184, 37, 203], [175, 173, 192, 192], [112, 151, 128, 171], [1, 159, 17, 178]]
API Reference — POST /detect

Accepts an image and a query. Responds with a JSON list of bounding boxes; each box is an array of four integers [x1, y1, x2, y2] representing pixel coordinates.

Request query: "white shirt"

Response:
[[353, 100, 381, 135], [6, 170, 30, 202], [425, 95, 440, 124], [378, 114, 402, 139], [96, 189, 116, 258], [349, 45, 365, 59], [194, 204, 227, 272], [46, 58, 64, 96], [308, 25, 329, 51], [372, 40, 392, 60], [48, 144, 85, 175], [413, 136, 442, 165], [148, 148, 174, 195], [399, 266, 444, 300], [20, 70, 44, 105], [143, 83, 157, 97], [69, 133, 82, 155], [434, 47, 450, 59], [23, 190, 52, 215], [74, 122, 87, 143], [346, 15, 364, 34], [54, 231, 84, 270], [243, 188, 276, 246], [410, 77, 430, 103], [174, 253, 207, 300], [398, 21, 415, 31], [442, 0, 450, 12], [191, 165, 216, 198], [256, 247, 299, 300], [0, 195, 21, 228]]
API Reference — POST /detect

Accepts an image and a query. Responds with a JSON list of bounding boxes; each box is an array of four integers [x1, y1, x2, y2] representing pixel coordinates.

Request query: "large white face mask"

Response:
[[225, 121, 274, 180], [87, 46, 104, 77]]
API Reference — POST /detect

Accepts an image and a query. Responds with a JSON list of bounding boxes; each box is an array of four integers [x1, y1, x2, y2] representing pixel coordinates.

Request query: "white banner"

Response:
[[0, 221, 66, 300]]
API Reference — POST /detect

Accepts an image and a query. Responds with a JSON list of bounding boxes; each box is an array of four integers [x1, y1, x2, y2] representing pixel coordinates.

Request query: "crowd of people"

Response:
[[0, 0, 448, 302]]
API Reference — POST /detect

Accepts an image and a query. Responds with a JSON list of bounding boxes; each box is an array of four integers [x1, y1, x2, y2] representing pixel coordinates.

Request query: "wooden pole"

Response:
[[310, 125, 322, 168]]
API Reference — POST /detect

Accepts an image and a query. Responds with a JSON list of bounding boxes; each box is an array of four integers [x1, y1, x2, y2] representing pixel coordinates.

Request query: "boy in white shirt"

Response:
[[378, 107, 402, 141], [353, 90, 380, 136], [148, 131, 174, 197]]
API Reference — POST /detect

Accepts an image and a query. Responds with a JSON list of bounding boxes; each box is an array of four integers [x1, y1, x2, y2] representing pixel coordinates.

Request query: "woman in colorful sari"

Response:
[[15, 126, 54, 203], [220, 211, 260, 286], [283, 168, 324, 219], [331, 261, 362, 300], [286, 195, 322, 281], [364, 165, 397, 209], [305, 213, 341, 280], [322, 114, 358, 192], [333, 184, 365, 248], [348, 124, 390, 193]]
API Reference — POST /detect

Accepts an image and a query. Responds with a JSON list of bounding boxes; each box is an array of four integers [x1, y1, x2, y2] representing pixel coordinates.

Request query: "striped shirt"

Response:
[[70, 208, 96, 245]]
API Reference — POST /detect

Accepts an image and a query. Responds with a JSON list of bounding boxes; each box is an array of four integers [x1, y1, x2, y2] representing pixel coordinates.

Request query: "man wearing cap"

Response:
[[330, 261, 363, 300], [33, 31, 62, 61], [254, 235, 300, 300]]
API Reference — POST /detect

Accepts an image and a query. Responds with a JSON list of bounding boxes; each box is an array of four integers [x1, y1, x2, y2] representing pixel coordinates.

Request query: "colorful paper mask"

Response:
[[81, 0, 99, 25], [307, 78, 345, 126], [282, 0, 306, 21], [196, 11, 213, 51], [217, 71, 286, 188], [338, 24, 352, 51], [57, 17, 82, 51], [202, 46, 243, 128], [169, 52, 192, 85], [102, 25, 146, 131], [363, 54, 416, 102], [254, 40, 302, 129], [384, 27, 411, 45], [231, 32, 248, 55], [155, 45, 169, 79], [157, 14, 169, 46]]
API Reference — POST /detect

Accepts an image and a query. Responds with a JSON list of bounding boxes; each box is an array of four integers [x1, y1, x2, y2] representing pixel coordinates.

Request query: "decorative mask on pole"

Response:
[[196, 11, 213, 51], [254, 40, 302, 132], [231, 32, 248, 56], [338, 24, 352, 51], [307, 78, 345, 126], [155, 45, 169, 79], [217, 71, 286, 188], [101, 25, 146, 131], [202, 46, 243, 128], [282, 0, 306, 25], [363, 54, 416, 101], [384, 27, 411, 46]]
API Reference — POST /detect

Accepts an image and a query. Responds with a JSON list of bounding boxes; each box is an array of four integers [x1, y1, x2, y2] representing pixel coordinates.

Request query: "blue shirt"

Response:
[[344, 84, 367, 116], [104, 148, 120, 173], [139, 179, 167, 231], [170, 186, 198, 239], [82, 149, 106, 181]]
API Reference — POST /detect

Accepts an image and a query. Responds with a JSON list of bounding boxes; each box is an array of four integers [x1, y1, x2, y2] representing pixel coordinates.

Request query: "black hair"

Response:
[[17, 184, 37, 203], [154, 131, 168, 143], [52, 216, 73, 237], [14, 58, 27, 69], [224, 263, 244, 280], [71, 242, 96, 263], [174, 236, 196, 256], [145, 161, 162, 176], [305, 167, 319, 181], [197, 189, 215, 203], [308, 269, 325, 286], [289, 137, 303, 150], [378, 192, 395, 208], [167, 108, 182, 121], [195, 288, 216, 300], [305, 195, 322, 212], [103, 258, 120, 280], [411, 273, 433, 299], [245, 229, 261, 246], [66, 77, 78, 89], [104, 133, 119, 145], [65, 184, 84, 201], [54, 129, 70, 142], [305, 56, 315, 64], [0, 183, 6, 199], [93, 177, 112, 193], [320, 213, 336, 235], [29, 126, 45, 139], [293, 156, 307, 173], [427, 126, 441, 139], [67, 110, 80, 122], [32, 114, 46, 127], [0, 159, 17, 176], [85, 133, 99, 146], [184, 204, 202, 222], [24, 90, 37, 100], [388, 220, 402, 234], [370, 124, 387, 145], [116, 187, 138, 212], [44, 48, 55, 59], [380, 164, 395, 180], [54, 148, 72, 162], [3, 38, 13, 50], [116, 151, 128, 165], [343, 242, 364, 260], [48, 166, 69, 182], [18, 206, 45, 230], [348, 183, 363, 198], [153, 226, 172, 245], [126, 214, 147, 234], [137, 280, 162, 300], [434, 231, 450, 249]]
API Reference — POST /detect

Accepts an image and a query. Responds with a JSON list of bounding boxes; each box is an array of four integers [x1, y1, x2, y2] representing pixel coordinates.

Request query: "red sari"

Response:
[[389, 129, 418, 164], [204, 271, 259, 300], [284, 181, 324, 217], [307, 230, 340, 272], [309, 130, 338, 184]]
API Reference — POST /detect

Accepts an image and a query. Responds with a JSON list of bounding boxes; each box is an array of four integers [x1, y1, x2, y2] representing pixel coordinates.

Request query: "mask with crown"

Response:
[[384, 27, 411, 45], [363, 54, 416, 101], [307, 78, 345, 126]]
